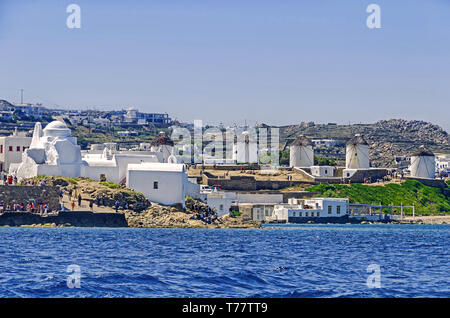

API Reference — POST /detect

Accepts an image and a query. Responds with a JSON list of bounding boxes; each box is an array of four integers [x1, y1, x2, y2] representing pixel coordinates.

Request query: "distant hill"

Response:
[[279, 119, 449, 167], [0, 99, 14, 109]]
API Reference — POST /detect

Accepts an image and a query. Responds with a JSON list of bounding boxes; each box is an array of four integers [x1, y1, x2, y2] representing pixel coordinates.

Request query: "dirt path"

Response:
[[60, 194, 119, 213]]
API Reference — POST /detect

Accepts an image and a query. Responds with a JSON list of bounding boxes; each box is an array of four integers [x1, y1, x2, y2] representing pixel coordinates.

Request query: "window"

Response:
[[23, 146, 27, 151], [9, 146, 12, 151], [305, 212, 309, 217], [219, 204, 223, 211], [337, 206, 341, 214], [292, 211, 296, 217], [328, 206, 332, 214], [17, 146, 20, 151], [0, 145, 2, 153], [153, 181, 158, 189], [299, 212, 302, 217]]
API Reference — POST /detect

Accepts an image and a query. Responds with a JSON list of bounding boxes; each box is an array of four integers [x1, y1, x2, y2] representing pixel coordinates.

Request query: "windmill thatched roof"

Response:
[[150, 132, 174, 146], [291, 135, 312, 147], [411, 145, 434, 157], [346, 134, 368, 146]]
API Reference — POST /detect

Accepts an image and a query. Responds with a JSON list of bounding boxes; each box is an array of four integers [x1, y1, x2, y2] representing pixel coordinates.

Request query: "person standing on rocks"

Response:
[[78, 194, 82, 207], [115, 200, 119, 213], [89, 200, 94, 212], [71, 200, 75, 211]]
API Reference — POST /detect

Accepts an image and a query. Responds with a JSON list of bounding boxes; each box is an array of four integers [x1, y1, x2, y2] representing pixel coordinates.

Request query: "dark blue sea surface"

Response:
[[0, 224, 448, 297]]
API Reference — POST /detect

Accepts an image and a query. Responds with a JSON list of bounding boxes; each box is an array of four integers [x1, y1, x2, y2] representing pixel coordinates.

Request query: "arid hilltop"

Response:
[[279, 119, 449, 167]]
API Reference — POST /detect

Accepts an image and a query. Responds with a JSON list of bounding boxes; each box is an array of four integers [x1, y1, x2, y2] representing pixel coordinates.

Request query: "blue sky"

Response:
[[0, 0, 449, 131]]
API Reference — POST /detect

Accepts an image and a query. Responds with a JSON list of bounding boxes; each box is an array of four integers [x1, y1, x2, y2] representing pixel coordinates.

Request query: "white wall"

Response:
[[127, 168, 185, 207], [252, 205, 274, 221], [185, 178, 201, 199], [346, 144, 370, 169], [236, 193, 283, 204], [272, 199, 348, 221], [290, 145, 314, 167], [206, 194, 235, 217], [310, 165, 335, 177], [410, 156, 435, 179], [0, 136, 31, 171], [233, 142, 258, 163], [82, 165, 120, 182]]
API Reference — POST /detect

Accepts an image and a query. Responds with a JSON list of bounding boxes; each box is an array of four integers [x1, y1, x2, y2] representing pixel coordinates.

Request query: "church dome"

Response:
[[43, 120, 71, 137]]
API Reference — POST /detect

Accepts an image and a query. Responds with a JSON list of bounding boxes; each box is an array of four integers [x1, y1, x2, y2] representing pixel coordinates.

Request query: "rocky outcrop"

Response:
[[19, 176, 261, 228], [124, 202, 261, 228], [21, 177, 151, 212], [281, 119, 449, 167]]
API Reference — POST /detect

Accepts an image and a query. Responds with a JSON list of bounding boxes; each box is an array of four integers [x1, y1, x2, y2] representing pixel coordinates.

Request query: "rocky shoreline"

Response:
[[124, 203, 261, 229], [1, 211, 448, 228], [1, 177, 447, 228]]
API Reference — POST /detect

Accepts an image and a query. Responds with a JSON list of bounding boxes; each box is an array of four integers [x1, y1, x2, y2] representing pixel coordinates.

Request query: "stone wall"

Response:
[[282, 191, 320, 202], [406, 177, 448, 189], [348, 168, 388, 183], [202, 173, 312, 191], [0, 211, 127, 227], [0, 185, 60, 211]]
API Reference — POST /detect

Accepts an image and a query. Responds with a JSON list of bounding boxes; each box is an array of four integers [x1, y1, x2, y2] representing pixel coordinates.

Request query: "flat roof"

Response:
[[128, 162, 185, 172]]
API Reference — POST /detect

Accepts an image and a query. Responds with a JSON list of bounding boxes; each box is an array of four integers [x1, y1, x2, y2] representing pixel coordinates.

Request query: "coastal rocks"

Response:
[[124, 202, 261, 229], [18, 177, 261, 228]]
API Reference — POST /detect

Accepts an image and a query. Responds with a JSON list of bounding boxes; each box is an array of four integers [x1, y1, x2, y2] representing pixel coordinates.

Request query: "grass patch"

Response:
[[99, 181, 121, 189], [61, 177, 79, 184], [306, 179, 450, 215]]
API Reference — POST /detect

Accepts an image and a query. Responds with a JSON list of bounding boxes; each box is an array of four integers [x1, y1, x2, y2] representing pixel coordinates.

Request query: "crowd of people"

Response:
[[190, 204, 219, 224], [1, 171, 18, 185], [0, 201, 51, 214]]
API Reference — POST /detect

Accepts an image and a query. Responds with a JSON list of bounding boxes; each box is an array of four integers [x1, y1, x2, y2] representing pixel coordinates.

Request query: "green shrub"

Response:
[[99, 181, 121, 189], [306, 179, 450, 215]]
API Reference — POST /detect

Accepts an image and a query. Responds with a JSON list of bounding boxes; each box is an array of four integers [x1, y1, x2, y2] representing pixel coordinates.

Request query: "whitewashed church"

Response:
[[11, 121, 199, 207]]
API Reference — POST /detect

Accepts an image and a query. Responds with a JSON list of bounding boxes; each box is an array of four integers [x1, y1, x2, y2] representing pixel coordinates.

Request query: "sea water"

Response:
[[0, 224, 448, 297]]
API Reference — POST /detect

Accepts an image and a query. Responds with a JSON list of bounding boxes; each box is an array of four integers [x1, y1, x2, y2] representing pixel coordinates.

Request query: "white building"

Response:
[[0, 128, 31, 172], [199, 189, 284, 219], [89, 143, 118, 152], [126, 162, 189, 208], [311, 139, 339, 147], [232, 131, 258, 164], [13, 103, 44, 119], [310, 165, 335, 177], [12, 121, 160, 183], [409, 145, 436, 179], [271, 198, 349, 222], [345, 134, 370, 169], [14, 121, 84, 178], [150, 131, 174, 163], [290, 135, 314, 168], [124, 107, 138, 123], [435, 153, 449, 174], [204, 190, 237, 217], [83, 150, 159, 183]]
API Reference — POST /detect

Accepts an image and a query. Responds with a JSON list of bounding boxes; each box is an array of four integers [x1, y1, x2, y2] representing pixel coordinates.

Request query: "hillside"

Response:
[[279, 119, 449, 167], [306, 180, 450, 215]]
